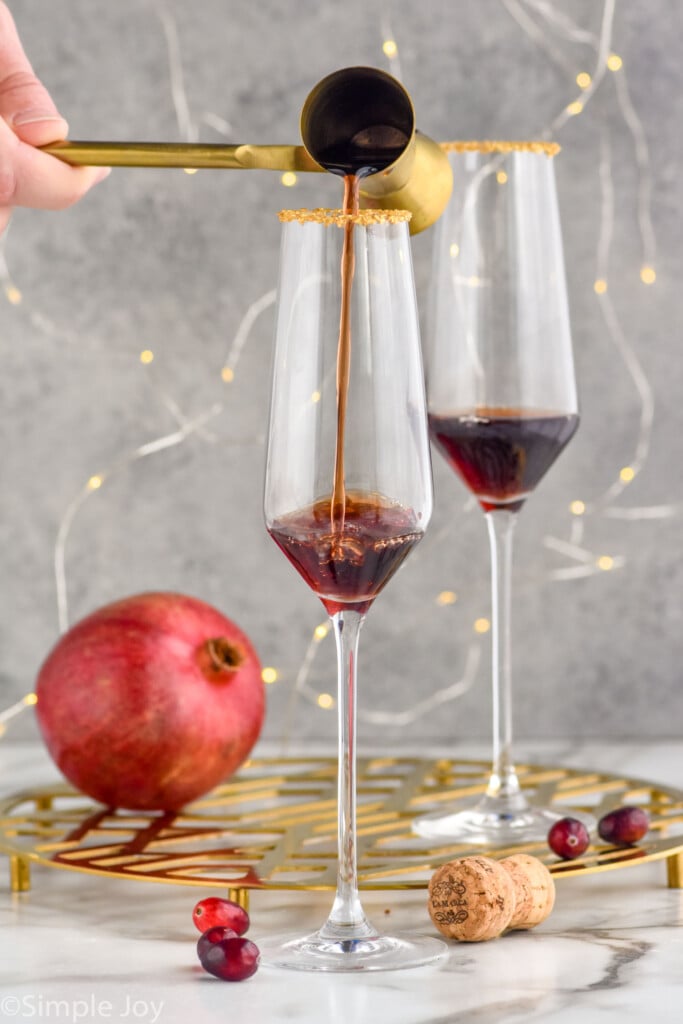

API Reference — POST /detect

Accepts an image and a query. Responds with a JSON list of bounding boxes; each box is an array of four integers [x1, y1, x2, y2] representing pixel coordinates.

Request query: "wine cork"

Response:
[[500, 854, 556, 930], [427, 856, 516, 942]]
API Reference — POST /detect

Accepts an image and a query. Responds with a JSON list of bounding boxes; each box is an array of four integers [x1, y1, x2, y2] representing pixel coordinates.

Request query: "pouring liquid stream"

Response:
[[318, 126, 411, 547]]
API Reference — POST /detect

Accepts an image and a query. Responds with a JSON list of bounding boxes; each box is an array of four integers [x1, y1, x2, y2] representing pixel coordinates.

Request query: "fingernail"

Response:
[[12, 112, 69, 130]]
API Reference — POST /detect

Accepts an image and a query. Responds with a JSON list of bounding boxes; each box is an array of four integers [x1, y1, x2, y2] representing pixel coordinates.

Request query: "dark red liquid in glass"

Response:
[[268, 492, 423, 615], [429, 407, 579, 513]]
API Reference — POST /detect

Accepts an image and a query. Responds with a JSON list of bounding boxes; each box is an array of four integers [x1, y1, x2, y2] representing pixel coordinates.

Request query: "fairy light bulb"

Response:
[[314, 623, 329, 641], [597, 555, 615, 571], [594, 279, 608, 295], [567, 100, 584, 116], [436, 591, 457, 606], [576, 72, 592, 89], [281, 172, 297, 187], [570, 500, 586, 515], [317, 693, 334, 709], [607, 54, 623, 71], [87, 475, 103, 491], [261, 667, 278, 684], [474, 618, 490, 634], [221, 367, 235, 383], [496, 170, 508, 185], [183, 167, 198, 175], [382, 40, 398, 58], [24, 693, 38, 706], [620, 466, 635, 483], [140, 349, 154, 364], [5, 285, 22, 304], [640, 266, 656, 284]]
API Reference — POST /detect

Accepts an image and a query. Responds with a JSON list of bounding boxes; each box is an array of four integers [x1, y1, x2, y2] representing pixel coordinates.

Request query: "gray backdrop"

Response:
[[2, 0, 682, 747]]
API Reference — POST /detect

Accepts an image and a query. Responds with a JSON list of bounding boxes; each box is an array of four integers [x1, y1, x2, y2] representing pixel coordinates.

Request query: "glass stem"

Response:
[[483, 509, 527, 809], [318, 608, 376, 941]]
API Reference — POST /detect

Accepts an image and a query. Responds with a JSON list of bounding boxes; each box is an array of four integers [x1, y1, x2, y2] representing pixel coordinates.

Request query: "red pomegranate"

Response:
[[35, 592, 265, 810]]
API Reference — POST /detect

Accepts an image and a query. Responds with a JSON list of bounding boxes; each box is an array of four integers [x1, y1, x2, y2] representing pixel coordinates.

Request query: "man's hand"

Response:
[[0, 2, 109, 235]]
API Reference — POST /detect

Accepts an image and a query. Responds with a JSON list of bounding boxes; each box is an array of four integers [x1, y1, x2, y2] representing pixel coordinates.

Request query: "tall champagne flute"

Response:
[[262, 208, 445, 971], [413, 142, 587, 844]]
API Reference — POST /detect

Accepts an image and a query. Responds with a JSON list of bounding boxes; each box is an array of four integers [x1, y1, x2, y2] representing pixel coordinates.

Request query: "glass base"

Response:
[[413, 796, 595, 845], [259, 928, 447, 973]]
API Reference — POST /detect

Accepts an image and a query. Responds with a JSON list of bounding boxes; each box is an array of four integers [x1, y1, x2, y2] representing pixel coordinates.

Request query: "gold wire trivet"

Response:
[[2, 757, 682, 905]]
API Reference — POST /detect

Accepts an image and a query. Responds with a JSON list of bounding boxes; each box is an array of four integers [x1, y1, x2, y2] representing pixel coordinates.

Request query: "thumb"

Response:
[[1, 73, 69, 146], [0, 4, 69, 145]]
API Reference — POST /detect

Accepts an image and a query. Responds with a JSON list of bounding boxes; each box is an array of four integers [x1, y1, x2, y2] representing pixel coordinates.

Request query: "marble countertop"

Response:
[[1, 740, 683, 1023]]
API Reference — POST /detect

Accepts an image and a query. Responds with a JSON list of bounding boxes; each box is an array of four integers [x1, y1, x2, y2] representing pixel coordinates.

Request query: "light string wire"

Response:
[[0, 2, 671, 736]]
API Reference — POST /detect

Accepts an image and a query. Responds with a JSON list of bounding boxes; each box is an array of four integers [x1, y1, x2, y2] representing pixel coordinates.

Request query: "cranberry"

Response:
[[597, 806, 650, 846], [199, 937, 260, 982], [192, 897, 249, 936], [197, 926, 237, 961], [547, 817, 590, 860]]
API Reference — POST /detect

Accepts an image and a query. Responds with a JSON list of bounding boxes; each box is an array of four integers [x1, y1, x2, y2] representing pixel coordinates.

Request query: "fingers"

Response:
[[0, 3, 110, 216], [0, 117, 110, 209], [0, 3, 68, 144]]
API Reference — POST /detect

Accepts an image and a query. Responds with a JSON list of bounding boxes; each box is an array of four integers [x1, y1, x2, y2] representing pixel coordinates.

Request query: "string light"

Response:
[[221, 366, 235, 383], [474, 618, 491, 634], [620, 466, 635, 483], [570, 500, 586, 516], [640, 265, 656, 284], [496, 170, 508, 184], [317, 693, 334, 709], [281, 172, 297, 187], [183, 168, 198, 175], [5, 284, 21, 304], [436, 591, 457, 606], [140, 349, 154, 364], [380, 5, 403, 80], [576, 72, 592, 89], [261, 667, 279, 684], [566, 100, 584, 115], [87, 475, 103, 491], [607, 53, 623, 71], [594, 278, 608, 294], [597, 555, 615, 571]]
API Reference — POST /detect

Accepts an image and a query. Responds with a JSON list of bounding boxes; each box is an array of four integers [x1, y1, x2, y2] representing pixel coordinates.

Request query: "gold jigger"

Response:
[[300, 66, 452, 234], [41, 67, 452, 235]]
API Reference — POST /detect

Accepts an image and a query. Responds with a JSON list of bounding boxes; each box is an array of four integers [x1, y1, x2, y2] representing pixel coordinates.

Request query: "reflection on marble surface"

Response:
[[1, 741, 683, 1022]]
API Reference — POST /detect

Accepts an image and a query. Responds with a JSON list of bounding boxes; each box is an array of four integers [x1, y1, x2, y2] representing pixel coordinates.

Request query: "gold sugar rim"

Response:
[[441, 140, 560, 157], [278, 208, 412, 227]]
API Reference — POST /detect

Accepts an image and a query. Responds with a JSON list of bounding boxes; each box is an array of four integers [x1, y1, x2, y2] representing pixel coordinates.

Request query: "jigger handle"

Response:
[[41, 140, 322, 172]]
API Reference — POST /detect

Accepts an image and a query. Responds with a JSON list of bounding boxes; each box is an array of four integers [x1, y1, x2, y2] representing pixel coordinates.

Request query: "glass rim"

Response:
[[440, 140, 560, 157], [278, 208, 413, 227]]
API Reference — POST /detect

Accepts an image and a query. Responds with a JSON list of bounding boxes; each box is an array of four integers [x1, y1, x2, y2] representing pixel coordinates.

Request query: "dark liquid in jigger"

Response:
[[316, 125, 410, 179], [317, 126, 410, 542]]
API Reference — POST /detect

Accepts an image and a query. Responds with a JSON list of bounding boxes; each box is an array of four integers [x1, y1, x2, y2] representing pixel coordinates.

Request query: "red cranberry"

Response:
[[197, 926, 237, 961], [192, 897, 249, 936], [547, 817, 590, 860], [597, 806, 649, 846], [199, 937, 260, 981]]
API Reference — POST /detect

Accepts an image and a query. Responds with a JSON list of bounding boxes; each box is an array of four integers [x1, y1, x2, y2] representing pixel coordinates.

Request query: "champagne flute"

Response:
[[413, 142, 588, 844], [262, 207, 445, 970]]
